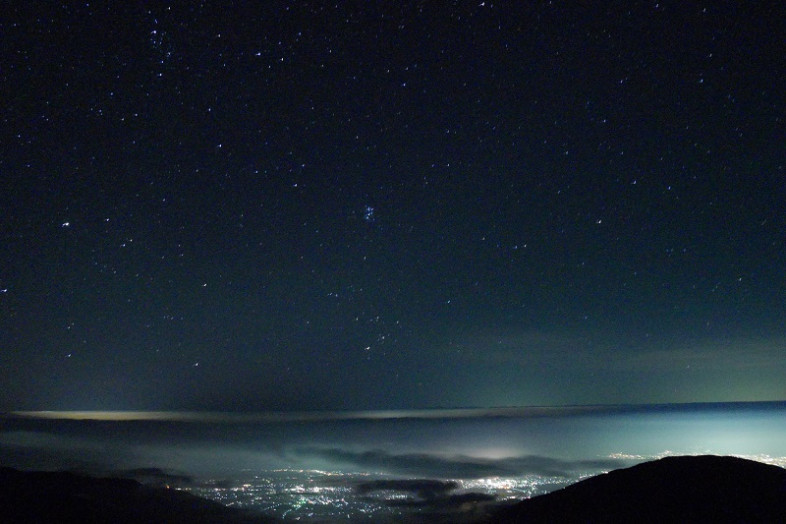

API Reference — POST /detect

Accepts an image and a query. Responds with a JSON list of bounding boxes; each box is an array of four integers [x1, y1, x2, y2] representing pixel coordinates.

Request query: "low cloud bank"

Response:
[[297, 446, 622, 479]]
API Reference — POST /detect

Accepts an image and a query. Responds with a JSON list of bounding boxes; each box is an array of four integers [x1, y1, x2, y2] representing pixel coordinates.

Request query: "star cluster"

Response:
[[2, 2, 785, 410]]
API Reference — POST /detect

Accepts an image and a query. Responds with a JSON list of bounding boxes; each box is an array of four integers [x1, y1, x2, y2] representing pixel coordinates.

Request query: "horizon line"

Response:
[[7, 400, 785, 423]]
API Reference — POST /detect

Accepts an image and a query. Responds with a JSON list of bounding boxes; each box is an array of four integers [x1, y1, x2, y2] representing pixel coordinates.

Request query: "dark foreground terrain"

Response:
[[0, 467, 269, 523], [490, 455, 786, 523], [2, 456, 786, 523]]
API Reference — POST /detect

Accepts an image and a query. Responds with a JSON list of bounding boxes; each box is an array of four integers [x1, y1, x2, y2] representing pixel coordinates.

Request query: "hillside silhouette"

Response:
[[490, 455, 786, 523], [0, 467, 270, 523]]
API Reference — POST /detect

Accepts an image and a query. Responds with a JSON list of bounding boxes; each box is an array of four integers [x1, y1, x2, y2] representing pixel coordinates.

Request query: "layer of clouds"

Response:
[[296, 446, 622, 479]]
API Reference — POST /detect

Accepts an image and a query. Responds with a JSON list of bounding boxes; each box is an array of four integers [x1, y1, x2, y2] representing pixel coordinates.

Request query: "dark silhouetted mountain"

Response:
[[0, 467, 272, 523], [490, 455, 786, 523]]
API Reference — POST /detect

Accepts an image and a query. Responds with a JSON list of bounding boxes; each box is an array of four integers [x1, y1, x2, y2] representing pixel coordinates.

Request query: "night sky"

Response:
[[2, 2, 785, 411]]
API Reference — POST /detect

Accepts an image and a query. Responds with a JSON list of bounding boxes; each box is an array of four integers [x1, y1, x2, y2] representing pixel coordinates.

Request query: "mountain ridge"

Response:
[[489, 455, 786, 523]]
